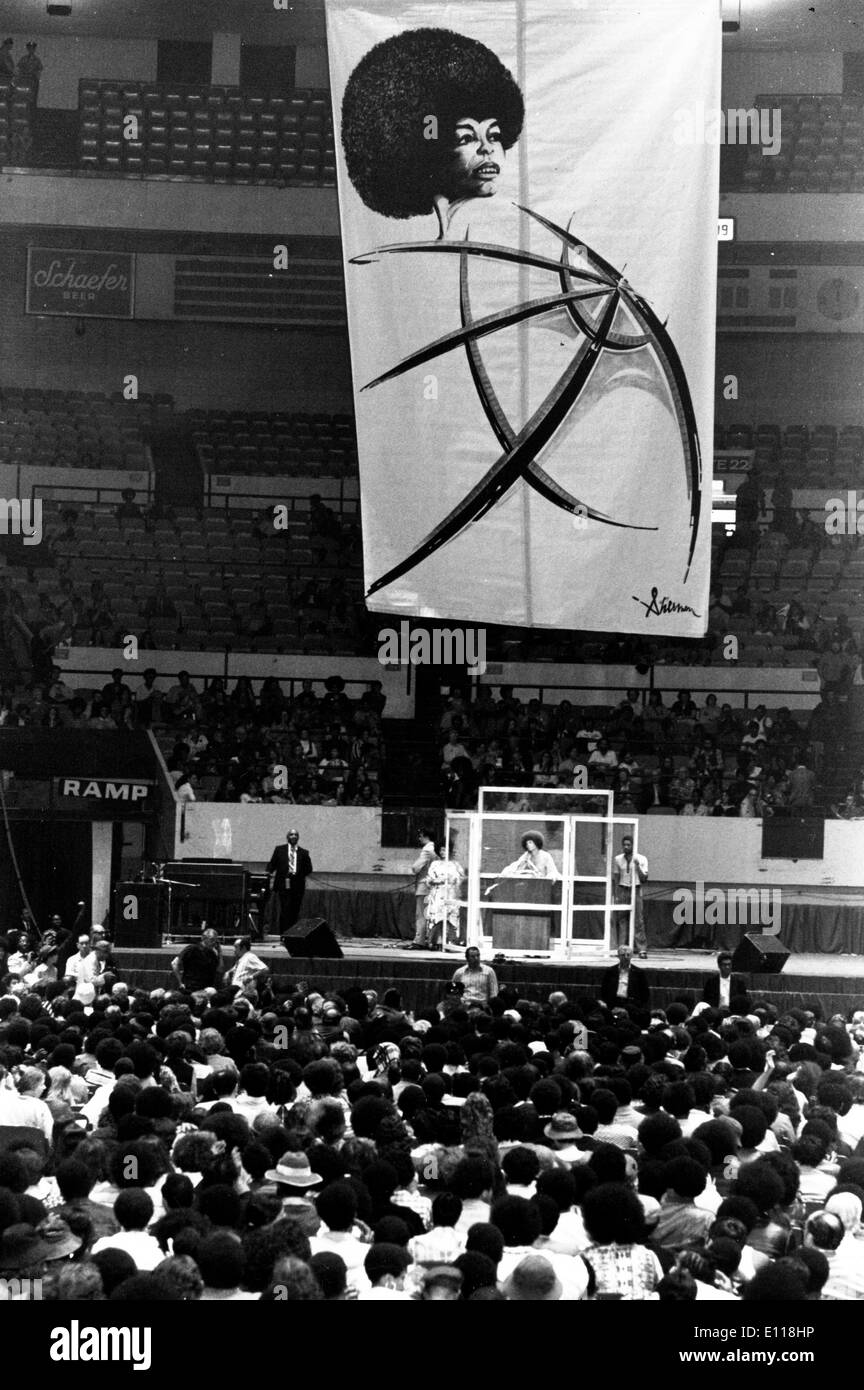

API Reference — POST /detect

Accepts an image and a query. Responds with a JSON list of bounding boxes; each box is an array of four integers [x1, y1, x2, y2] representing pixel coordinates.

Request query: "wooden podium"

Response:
[[490, 878, 556, 950]]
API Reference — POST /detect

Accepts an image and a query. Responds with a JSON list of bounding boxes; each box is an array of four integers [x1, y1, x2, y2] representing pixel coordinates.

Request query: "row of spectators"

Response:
[[0, 671, 386, 806], [710, 589, 861, 660], [438, 687, 836, 816], [0, 651, 851, 816], [1, 930, 864, 1301]]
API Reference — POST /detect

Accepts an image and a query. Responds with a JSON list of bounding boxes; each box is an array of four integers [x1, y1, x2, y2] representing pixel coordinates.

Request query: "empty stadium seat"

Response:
[[72, 81, 337, 184]]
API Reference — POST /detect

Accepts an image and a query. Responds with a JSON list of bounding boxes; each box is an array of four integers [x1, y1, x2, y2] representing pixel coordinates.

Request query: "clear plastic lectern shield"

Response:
[[446, 788, 640, 958]]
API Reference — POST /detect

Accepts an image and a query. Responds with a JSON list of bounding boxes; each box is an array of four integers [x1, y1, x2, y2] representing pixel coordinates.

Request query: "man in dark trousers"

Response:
[[170, 926, 222, 993], [599, 945, 649, 1011], [268, 827, 313, 932], [702, 949, 750, 1010]]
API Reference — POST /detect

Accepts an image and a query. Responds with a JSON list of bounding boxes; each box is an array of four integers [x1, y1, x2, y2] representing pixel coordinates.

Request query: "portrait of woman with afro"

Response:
[[340, 27, 524, 239]]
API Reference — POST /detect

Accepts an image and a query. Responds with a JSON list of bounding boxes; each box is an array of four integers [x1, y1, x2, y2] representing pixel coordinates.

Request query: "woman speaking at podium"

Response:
[[500, 833, 560, 881], [486, 833, 559, 951]]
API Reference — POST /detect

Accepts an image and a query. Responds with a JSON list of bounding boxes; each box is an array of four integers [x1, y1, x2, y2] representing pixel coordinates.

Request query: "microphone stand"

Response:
[[153, 864, 199, 945]]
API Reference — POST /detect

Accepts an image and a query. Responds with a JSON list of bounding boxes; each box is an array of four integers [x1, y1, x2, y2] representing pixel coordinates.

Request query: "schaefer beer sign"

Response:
[[26, 247, 135, 319]]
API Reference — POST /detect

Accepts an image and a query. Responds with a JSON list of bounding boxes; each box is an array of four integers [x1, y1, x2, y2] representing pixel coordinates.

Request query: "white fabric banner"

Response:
[[326, 0, 721, 635]]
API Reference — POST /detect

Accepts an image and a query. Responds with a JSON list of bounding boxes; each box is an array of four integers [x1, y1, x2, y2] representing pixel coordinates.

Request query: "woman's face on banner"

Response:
[[444, 117, 504, 200]]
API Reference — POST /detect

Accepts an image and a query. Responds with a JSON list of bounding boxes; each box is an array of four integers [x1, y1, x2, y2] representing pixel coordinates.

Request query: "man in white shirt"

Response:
[[588, 739, 619, 781], [701, 952, 750, 1010], [309, 1181, 371, 1293], [838, 1075, 864, 1150], [6, 932, 35, 980], [613, 836, 649, 956], [230, 1063, 279, 1126], [441, 731, 468, 767], [356, 1243, 413, 1300], [576, 724, 602, 752], [92, 1190, 162, 1271], [63, 932, 105, 1002], [494, 1196, 590, 1300], [502, 1146, 540, 1199], [451, 947, 498, 1005], [0, 1064, 53, 1141], [226, 937, 268, 995]]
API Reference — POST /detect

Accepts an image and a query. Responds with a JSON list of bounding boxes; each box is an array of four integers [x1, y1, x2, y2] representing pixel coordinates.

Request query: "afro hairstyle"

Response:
[[341, 27, 524, 218]]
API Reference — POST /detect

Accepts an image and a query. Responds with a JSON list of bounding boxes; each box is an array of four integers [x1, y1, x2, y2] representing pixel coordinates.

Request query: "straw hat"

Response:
[[263, 1152, 322, 1188]]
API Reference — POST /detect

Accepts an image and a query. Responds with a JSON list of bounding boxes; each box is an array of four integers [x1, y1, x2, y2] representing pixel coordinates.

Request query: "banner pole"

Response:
[[515, 0, 534, 627]]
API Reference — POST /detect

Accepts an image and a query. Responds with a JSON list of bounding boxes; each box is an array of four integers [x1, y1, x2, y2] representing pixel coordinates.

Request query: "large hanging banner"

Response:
[[326, 0, 720, 634]]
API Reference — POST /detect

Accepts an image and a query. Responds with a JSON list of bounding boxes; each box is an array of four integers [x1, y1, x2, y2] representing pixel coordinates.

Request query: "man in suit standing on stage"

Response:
[[267, 827, 313, 931], [702, 950, 750, 1010], [599, 945, 649, 1012]]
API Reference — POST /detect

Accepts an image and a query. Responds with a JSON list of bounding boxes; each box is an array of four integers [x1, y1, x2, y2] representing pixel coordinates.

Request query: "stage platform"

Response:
[[283, 877, 864, 957], [114, 939, 864, 1017]]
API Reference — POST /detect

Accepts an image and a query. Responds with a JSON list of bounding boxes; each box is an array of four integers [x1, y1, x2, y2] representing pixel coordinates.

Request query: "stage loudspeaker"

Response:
[[731, 933, 790, 975], [282, 917, 343, 959], [761, 816, 824, 860]]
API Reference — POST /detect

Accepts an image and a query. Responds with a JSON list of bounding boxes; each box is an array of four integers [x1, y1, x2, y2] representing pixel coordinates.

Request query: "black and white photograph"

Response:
[[0, 0, 862, 1362]]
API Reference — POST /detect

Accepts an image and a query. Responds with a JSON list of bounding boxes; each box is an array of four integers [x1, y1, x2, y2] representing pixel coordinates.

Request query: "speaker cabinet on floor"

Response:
[[731, 933, 790, 974], [281, 917, 343, 958]]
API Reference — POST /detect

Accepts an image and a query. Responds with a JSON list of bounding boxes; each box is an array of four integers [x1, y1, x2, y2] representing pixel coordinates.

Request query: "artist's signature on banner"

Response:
[[633, 587, 701, 619]]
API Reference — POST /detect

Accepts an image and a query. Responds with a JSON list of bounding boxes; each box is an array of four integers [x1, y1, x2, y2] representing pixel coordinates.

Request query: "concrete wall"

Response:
[[721, 49, 844, 107], [177, 803, 864, 889], [715, 335, 864, 430], [179, 802, 385, 873], [641, 815, 864, 888], [476, 663, 820, 711], [722, 193, 864, 244], [0, 173, 339, 238]]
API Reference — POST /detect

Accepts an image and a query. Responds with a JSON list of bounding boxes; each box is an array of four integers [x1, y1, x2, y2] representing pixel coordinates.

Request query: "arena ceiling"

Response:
[[0, 0, 860, 49], [0, 0, 325, 42], [724, 0, 864, 49]]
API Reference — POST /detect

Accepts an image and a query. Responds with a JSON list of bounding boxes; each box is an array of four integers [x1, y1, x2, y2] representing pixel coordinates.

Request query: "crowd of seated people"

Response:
[[160, 673, 385, 807], [438, 686, 832, 817], [0, 671, 385, 807], [2, 926, 864, 1301]]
